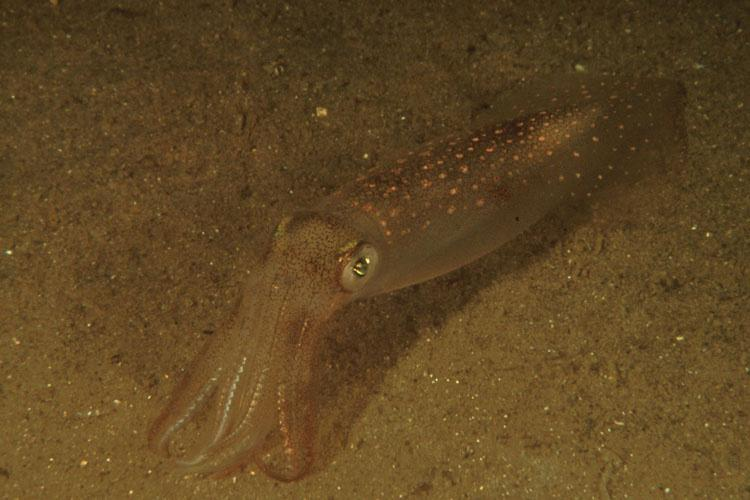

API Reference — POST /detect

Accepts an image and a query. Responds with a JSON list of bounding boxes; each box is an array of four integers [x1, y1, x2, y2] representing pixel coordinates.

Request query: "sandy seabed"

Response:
[[1, 1, 747, 498]]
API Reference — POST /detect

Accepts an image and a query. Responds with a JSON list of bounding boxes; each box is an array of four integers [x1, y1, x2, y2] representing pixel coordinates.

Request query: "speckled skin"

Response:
[[322, 76, 685, 295], [149, 76, 685, 480]]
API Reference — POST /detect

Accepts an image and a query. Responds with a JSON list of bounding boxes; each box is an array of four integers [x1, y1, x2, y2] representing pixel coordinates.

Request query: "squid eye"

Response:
[[341, 243, 379, 292]]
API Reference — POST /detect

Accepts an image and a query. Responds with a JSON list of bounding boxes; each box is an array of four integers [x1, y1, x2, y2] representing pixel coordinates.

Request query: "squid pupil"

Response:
[[352, 256, 371, 277]]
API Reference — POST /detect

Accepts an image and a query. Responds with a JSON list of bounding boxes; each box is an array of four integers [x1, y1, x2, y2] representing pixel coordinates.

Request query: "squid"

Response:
[[149, 76, 685, 480]]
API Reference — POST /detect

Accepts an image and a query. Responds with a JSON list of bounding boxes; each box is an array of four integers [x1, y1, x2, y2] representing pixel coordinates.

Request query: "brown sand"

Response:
[[1, 1, 747, 498]]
